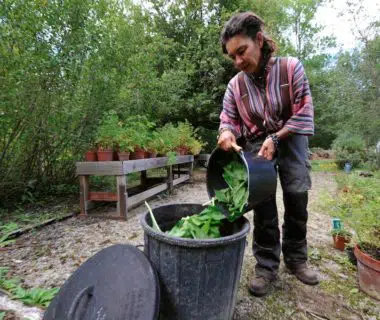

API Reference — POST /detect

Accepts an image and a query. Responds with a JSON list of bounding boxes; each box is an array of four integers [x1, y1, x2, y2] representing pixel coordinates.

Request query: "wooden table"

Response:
[[76, 155, 194, 220]]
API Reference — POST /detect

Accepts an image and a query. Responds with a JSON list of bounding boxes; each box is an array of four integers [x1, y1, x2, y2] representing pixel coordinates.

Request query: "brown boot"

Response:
[[248, 275, 273, 297], [288, 264, 319, 285]]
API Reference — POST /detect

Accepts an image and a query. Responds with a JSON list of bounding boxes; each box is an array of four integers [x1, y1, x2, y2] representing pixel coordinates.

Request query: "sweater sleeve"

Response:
[[285, 58, 314, 135], [219, 79, 242, 138]]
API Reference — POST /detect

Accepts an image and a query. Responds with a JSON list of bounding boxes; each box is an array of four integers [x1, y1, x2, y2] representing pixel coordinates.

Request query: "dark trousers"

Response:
[[253, 192, 308, 278], [244, 135, 311, 278]]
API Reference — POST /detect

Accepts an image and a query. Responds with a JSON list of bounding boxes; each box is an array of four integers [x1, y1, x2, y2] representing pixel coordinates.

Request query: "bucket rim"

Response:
[[140, 203, 250, 248]]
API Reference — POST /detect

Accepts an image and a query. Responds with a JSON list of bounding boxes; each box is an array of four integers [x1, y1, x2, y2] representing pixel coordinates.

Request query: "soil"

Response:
[[0, 169, 379, 319]]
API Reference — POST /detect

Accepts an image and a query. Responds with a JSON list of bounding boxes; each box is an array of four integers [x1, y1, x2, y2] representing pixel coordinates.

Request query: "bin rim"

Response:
[[140, 203, 250, 248]]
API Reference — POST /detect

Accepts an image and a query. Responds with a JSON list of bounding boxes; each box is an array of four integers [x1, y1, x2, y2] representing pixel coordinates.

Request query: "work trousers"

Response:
[[243, 134, 311, 279]]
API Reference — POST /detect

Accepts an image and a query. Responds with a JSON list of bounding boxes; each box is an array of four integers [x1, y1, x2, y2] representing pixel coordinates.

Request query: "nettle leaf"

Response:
[[215, 159, 248, 222]]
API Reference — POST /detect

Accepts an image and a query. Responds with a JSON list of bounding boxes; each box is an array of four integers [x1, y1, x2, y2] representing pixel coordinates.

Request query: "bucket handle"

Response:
[[68, 285, 94, 320]]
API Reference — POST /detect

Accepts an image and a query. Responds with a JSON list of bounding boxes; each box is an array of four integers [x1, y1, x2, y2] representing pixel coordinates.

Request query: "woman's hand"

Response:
[[258, 138, 275, 160], [218, 130, 241, 152]]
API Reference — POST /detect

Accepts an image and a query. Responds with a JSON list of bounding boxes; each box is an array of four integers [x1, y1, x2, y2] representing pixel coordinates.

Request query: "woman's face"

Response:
[[225, 33, 263, 73]]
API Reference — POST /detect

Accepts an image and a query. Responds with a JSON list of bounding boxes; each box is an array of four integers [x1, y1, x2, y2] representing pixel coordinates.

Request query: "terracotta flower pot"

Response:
[[354, 244, 380, 300], [118, 152, 130, 161], [97, 149, 113, 161], [144, 151, 149, 158], [333, 235, 350, 251], [130, 148, 145, 160], [148, 152, 158, 158], [85, 151, 97, 161]]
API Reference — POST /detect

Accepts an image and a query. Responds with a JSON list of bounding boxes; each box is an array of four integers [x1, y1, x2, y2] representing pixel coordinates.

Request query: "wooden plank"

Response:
[[89, 192, 117, 201], [173, 174, 190, 186], [123, 155, 193, 173], [128, 183, 168, 208], [117, 175, 128, 220], [188, 161, 194, 182], [76, 161, 124, 175], [198, 154, 211, 161]]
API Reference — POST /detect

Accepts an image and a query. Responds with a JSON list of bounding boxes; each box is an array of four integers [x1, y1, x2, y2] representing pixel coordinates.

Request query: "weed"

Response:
[[0, 267, 58, 309]]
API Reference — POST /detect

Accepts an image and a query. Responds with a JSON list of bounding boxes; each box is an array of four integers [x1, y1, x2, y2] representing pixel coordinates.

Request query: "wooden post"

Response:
[[140, 170, 147, 187], [167, 166, 173, 194], [188, 160, 194, 183], [116, 175, 128, 220], [79, 176, 90, 217]]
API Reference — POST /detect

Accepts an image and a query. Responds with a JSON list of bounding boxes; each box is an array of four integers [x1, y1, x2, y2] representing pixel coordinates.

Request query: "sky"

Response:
[[315, 0, 380, 51]]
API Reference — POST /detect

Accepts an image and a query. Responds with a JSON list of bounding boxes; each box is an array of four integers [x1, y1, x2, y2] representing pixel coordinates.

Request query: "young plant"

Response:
[[330, 228, 352, 239], [96, 111, 122, 150], [13, 287, 59, 308]]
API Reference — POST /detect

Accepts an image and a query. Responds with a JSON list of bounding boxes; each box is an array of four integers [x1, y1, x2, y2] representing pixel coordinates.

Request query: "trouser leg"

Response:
[[282, 191, 308, 268], [252, 196, 281, 279]]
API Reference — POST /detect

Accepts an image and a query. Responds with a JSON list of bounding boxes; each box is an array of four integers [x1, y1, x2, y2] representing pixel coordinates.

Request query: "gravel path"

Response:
[[1, 170, 379, 319]]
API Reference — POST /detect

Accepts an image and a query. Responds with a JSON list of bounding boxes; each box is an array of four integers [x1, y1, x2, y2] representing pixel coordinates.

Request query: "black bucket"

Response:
[[206, 148, 277, 215], [140, 203, 250, 320]]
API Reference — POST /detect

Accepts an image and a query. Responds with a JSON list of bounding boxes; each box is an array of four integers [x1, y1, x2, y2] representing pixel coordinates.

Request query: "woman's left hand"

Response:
[[258, 138, 275, 160]]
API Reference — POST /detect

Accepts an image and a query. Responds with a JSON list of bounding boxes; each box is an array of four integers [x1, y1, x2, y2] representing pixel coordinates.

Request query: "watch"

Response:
[[266, 134, 280, 150]]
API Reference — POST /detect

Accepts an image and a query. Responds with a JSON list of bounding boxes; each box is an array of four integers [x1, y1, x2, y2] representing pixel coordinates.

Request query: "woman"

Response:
[[218, 12, 318, 297]]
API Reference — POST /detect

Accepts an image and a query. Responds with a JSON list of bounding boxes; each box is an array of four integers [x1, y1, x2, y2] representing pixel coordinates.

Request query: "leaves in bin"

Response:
[[167, 205, 225, 239], [215, 160, 249, 222]]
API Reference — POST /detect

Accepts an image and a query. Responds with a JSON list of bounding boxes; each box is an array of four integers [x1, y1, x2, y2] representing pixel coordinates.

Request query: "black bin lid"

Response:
[[43, 244, 159, 320]]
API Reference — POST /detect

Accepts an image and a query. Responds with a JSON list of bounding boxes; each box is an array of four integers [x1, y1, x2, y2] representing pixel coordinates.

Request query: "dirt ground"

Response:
[[0, 169, 379, 319]]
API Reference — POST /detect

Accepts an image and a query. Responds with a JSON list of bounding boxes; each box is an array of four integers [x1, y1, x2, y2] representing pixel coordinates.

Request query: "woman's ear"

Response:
[[256, 31, 264, 48]]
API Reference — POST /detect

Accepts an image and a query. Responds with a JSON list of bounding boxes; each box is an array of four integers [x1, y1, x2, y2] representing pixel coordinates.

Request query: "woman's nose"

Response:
[[235, 56, 244, 67]]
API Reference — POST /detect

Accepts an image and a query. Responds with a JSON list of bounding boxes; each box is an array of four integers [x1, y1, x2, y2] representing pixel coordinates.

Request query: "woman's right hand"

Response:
[[217, 130, 241, 152]]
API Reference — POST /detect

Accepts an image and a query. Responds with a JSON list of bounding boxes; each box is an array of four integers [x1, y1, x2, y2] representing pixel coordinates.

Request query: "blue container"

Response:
[[332, 218, 342, 230], [344, 162, 352, 173]]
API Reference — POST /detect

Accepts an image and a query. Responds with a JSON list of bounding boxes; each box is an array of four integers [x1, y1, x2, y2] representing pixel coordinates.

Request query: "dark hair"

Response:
[[220, 12, 276, 62]]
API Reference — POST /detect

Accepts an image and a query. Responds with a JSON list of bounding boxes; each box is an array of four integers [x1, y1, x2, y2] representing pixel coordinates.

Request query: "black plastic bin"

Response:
[[140, 203, 250, 320]]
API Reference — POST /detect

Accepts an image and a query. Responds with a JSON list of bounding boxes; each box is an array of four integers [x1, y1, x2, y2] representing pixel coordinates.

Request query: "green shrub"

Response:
[[332, 133, 366, 169]]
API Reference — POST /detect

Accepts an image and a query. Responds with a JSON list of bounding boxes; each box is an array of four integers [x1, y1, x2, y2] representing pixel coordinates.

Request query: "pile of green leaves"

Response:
[[167, 205, 225, 239], [214, 160, 249, 222]]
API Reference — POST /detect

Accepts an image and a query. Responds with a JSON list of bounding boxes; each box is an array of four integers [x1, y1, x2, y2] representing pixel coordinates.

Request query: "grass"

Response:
[[310, 159, 338, 173], [318, 170, 380, 249]]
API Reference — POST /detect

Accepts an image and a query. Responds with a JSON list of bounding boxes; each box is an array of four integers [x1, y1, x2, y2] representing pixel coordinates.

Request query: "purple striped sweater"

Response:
[[219, 57, 314, 138]]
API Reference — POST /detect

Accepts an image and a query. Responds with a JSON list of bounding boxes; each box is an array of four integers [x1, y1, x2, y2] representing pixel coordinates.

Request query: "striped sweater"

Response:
[[219, 57, 314, 138]]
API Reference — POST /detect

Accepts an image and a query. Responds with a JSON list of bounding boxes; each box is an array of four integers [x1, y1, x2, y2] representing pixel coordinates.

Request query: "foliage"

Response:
[[167, 205, 225, 239], [122, 115, 156, 150], [0, 267, 58, 308], [330, 228, 352, 239], [0, 222, 19, 248], [12, 287, 59, 308], [332, 132, 367, 168], [95, 111, 122, 150], [215, 158, 249, 221], [320, 172, 380, 249], [310, 160, 338, 173]]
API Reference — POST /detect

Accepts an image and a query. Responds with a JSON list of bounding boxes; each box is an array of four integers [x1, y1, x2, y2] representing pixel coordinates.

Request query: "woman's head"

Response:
[[220, 12, 276, 73]]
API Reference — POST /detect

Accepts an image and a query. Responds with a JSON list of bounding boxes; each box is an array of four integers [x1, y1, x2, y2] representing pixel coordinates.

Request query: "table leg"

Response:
[[188, 161, 194, 183], [140, 170, 147, 187], [117, 175, 128, 220], [79, 176, 89, 217], [167, 166, 173, 193]]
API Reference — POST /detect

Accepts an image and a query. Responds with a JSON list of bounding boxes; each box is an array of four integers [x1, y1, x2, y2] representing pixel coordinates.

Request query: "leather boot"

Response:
[[288, 264, 319, 285], [249, 275, 274, 297]]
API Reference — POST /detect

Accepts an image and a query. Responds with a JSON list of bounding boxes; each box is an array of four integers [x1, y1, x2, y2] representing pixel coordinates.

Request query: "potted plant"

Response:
[[354, 241, 380, 300], [117, 133, 134, 161], [96, 111, 121, 161], [330, 228, 352, 251], [124, 115, 155, 160], [85, 142, 98, 161], [146, 131, 161, 158]]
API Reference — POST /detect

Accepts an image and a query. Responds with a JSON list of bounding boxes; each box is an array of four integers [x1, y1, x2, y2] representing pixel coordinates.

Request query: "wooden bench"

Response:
[[76, 155, 194, 220]]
